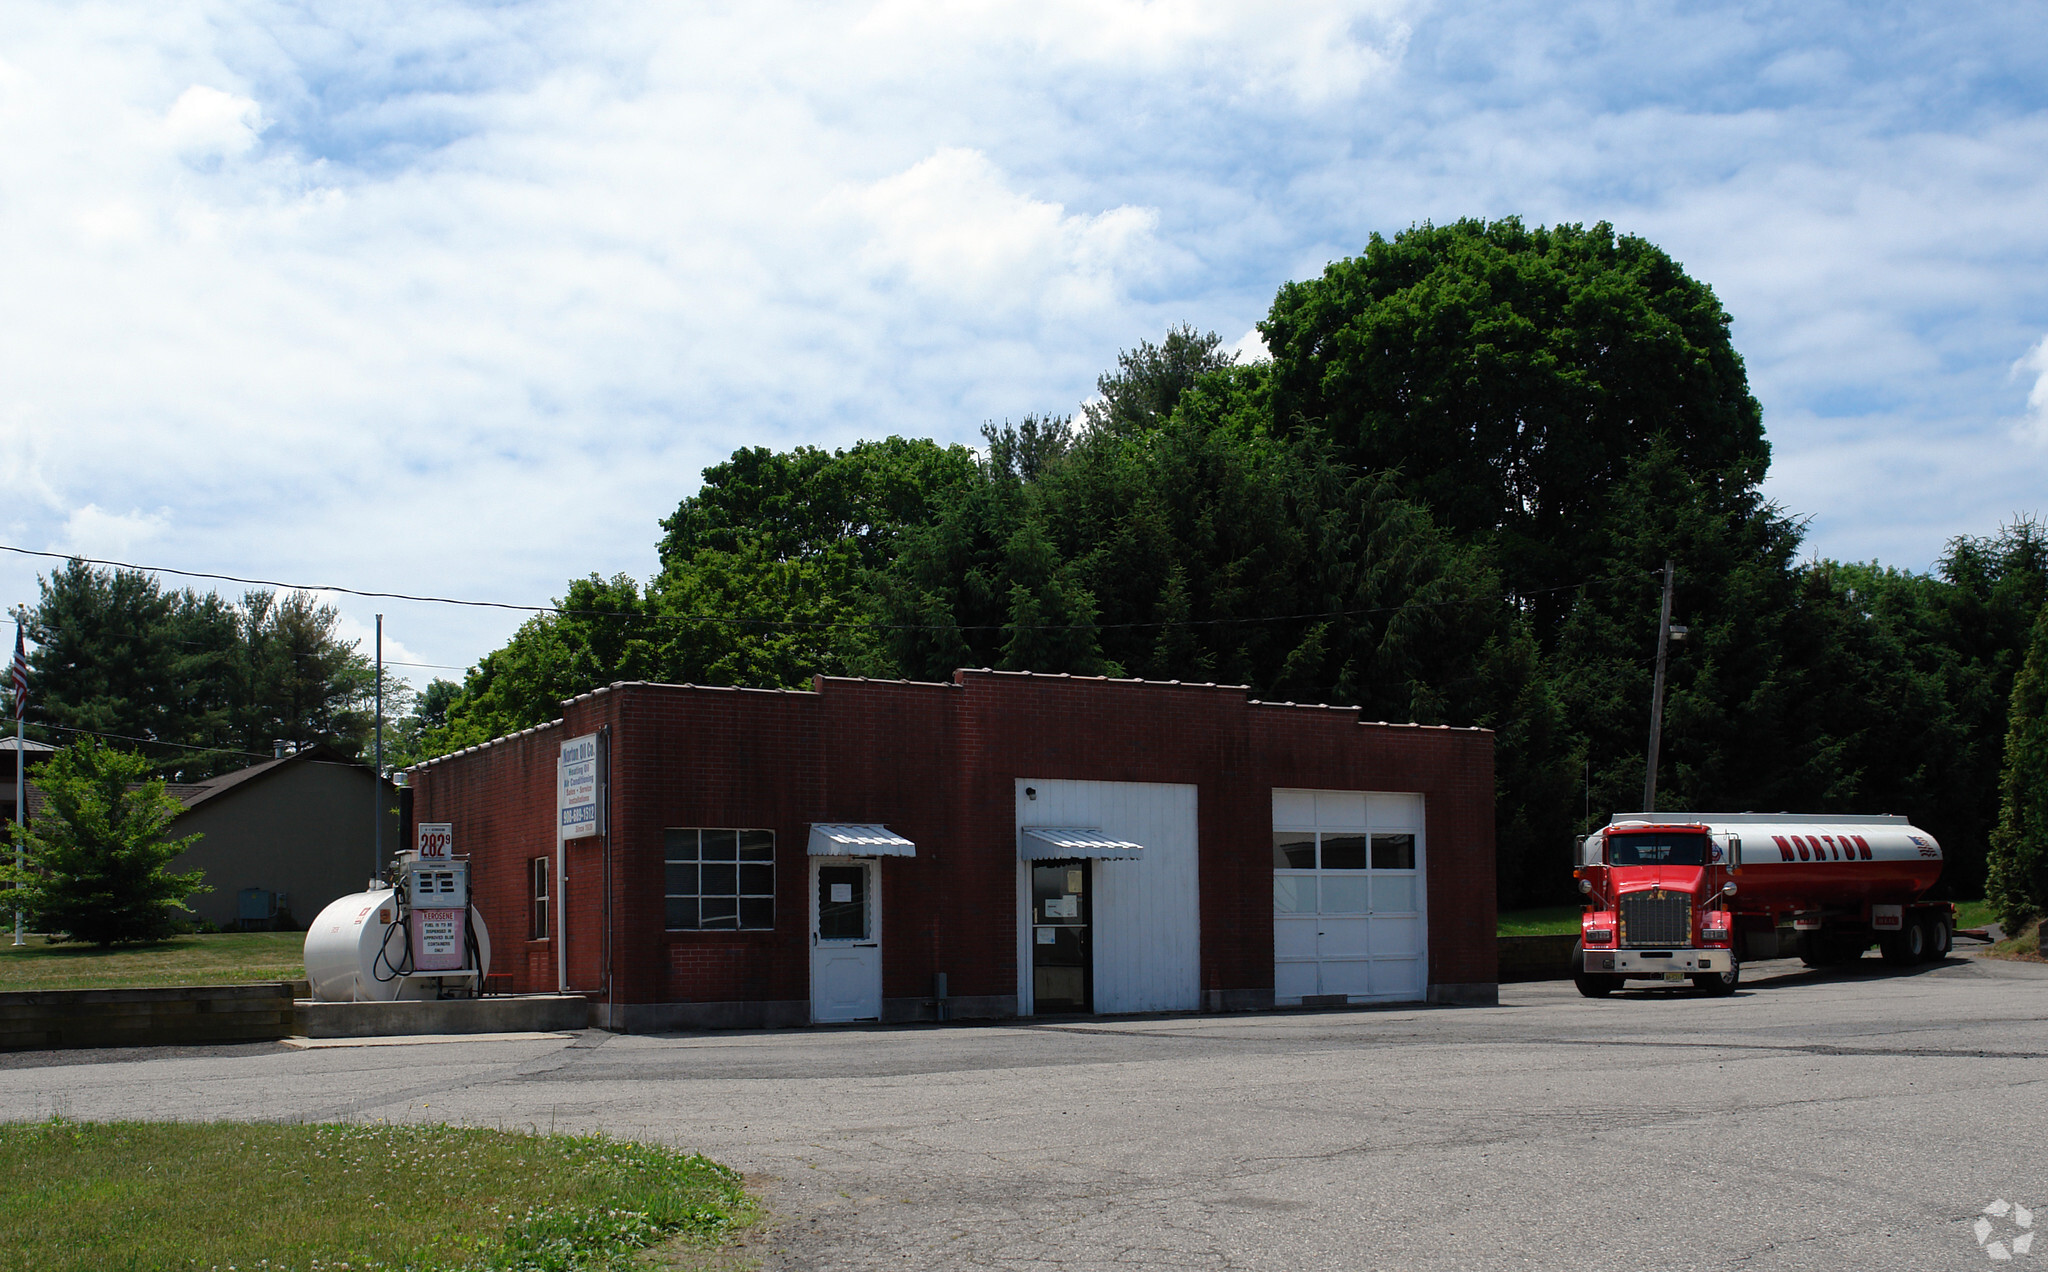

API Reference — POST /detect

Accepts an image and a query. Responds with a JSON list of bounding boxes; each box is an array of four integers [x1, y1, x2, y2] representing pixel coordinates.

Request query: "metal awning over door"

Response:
[[1020, 827, 1144, 860], [807, 824, 917, 857]]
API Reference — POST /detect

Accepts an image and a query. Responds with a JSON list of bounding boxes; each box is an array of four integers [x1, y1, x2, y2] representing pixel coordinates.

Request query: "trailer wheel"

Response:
[[1925, 916, 1951, 961], [1880, 921, 1927, 966], [1693, 954, 1740, 996]]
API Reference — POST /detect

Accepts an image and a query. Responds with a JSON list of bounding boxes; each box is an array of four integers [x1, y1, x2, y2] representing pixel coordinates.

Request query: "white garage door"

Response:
[[1273, 789, 1426, 1004]]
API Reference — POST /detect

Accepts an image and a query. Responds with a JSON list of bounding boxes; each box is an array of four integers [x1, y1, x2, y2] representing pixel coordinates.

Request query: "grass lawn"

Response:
[[1497, 906, 1582, 937], [0, 931, 305, 992], [0, 1120, 753, 1272], [1951, 899, 1996, 931]]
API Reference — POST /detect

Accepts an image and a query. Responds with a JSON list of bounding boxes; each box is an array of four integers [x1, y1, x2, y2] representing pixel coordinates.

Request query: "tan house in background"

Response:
[[164, 745, 400, 930]]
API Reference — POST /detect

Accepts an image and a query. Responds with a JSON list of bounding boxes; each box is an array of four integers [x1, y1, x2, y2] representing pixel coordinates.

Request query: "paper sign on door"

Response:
[[830, 883, 853, 903]]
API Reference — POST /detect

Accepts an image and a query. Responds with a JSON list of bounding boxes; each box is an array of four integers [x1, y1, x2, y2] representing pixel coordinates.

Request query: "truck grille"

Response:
[[1620, 891, 1692, 947]]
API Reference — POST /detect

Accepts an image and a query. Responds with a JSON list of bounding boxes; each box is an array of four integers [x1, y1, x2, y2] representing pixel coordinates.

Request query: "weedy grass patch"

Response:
[[1985, 918, 2043, 963], [0, 1119, 752, 1271], [0, 931, 305, 991]]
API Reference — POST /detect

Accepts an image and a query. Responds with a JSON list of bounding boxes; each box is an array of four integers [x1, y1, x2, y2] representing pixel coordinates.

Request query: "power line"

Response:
[[1, 541, 1633, 638]]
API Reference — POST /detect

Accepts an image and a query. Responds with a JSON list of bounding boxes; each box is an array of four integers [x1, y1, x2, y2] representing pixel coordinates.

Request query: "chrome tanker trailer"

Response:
[[1573, 813, 1951, 997]]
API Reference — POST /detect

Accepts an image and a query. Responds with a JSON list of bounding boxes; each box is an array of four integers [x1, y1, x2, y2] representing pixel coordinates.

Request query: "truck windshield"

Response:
[[1607, 833, 1708, 866]]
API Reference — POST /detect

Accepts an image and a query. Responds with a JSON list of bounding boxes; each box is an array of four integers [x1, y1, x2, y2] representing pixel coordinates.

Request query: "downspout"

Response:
[[601, 722, 613, 1026]]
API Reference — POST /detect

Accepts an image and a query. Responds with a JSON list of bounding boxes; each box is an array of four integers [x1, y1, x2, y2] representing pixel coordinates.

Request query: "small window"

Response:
[[1272, 833, 1316, 869], [666, 828, 775, 930], [529, 857, 550, 940], [1370, 833, 1416, 871]]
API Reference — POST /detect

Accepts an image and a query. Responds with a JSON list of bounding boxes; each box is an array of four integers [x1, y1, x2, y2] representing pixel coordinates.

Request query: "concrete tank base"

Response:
[[295, 994, 590, 1039]]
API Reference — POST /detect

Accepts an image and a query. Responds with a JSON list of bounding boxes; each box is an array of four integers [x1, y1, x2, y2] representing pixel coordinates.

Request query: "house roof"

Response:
[[8, 744, 382, 824], [170, 744, 375, 813]]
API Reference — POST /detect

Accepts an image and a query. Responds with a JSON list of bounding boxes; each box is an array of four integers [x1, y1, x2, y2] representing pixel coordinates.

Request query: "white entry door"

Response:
[[811, 858, 881, 1022]]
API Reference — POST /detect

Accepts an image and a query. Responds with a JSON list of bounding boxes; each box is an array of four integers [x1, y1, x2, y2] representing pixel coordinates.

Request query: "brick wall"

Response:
[[409, 671, 1496, 1015]]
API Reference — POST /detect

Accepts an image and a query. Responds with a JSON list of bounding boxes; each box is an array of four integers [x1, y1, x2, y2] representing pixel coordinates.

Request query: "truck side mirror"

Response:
[[1729, 836, 1742, 868], [1580, 835, 1604, 868]]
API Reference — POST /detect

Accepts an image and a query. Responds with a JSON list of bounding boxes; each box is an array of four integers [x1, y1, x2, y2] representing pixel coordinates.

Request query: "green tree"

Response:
[[3, 737, 208, 945], [1986, 607, 2048, 933], [25, 563, 378, 775], [1080, 323, 1238, 438], [435, 574, 664, 752], [24, 560, 182, 748], [1261, 218, 1769, 644]]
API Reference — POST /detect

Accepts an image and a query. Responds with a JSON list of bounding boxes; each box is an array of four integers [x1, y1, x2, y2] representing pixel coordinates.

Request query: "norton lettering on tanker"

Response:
[[1572, 813, 1952, 997]]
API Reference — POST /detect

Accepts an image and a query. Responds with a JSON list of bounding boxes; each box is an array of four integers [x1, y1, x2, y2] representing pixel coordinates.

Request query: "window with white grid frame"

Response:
[[1271, 794, 1423, 916], [664, 828, 775, 930]]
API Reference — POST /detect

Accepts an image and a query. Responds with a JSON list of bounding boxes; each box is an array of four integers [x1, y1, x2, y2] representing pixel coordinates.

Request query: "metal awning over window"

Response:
[[1019, 827, 1144, 860], [807, 824, 917, 857]]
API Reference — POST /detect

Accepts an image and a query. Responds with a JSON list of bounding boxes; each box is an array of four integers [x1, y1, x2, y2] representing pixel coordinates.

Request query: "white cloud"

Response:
[[1227, 325, 1270, 363], [837, 148, 1161, 319], [56, 505, 169, 558], [2014, 335, 2048, 445], [161, 85, 263, 160]]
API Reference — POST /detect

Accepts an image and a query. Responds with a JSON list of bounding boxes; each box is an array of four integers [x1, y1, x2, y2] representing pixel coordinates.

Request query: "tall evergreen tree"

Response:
[[1987, 607, 2048, 933]]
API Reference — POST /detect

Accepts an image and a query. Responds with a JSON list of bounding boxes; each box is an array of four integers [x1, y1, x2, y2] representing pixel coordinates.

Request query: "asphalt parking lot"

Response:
[[4, 952, 2045, 1270]]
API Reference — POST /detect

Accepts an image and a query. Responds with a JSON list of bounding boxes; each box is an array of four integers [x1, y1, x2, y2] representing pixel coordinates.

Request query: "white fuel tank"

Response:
[[303, 889, 492, 1002]]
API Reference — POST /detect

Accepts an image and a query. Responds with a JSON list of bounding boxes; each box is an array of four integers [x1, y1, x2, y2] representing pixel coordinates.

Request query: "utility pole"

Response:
[[1642, 561, 1675, 814], [373, 613, 384, 883]]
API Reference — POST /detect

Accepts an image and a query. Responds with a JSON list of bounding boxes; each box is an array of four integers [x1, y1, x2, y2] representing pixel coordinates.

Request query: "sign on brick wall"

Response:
[[559, 733, 602, 839]]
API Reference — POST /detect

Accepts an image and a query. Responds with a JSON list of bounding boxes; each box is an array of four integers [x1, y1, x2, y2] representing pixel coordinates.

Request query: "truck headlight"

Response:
[[1702, 927, 1730, 943], [1585, 928, 1614, 945]]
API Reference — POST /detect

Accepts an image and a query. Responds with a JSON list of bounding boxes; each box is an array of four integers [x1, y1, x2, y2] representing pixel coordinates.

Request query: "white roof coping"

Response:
[[1019, 827, 1144, 860], [807, 823, 916, 857]]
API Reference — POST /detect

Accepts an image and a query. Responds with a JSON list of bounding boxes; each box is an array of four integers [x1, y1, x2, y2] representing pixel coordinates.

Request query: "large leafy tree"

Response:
[[4, 737, 208, 945], [1262, 218, 1769, 643]]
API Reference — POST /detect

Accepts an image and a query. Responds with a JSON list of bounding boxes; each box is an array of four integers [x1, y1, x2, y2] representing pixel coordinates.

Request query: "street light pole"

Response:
[[372, 610, 385, 876], [1642, 560, 1676, 814]]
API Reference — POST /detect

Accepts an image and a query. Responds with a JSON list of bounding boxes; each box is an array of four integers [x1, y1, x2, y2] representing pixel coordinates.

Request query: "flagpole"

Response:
[[13, 617, 25, 947]]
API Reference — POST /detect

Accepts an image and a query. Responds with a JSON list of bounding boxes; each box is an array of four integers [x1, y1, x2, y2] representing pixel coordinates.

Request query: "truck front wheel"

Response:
[[1693, 954, 1740, 996], [1573, 942, 1619, 998]]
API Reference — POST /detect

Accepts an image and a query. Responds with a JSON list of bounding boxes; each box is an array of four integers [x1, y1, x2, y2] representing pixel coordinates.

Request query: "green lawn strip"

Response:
[[0, 1120, 752, 1272], [1496, 906, 1582, 937], [0, 931, 305, 991], [1950, 899, 1996, 932]]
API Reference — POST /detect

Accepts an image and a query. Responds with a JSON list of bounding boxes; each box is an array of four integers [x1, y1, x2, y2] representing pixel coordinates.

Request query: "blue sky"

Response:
[[3, 1, 2045, 685]]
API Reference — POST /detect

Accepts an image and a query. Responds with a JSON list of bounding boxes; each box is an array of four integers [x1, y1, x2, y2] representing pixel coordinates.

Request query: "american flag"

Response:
[[10, 626, 25, 722]]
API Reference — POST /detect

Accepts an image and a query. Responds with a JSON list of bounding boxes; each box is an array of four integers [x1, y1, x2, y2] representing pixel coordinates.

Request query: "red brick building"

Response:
[[406, 669, 1497, 1030]]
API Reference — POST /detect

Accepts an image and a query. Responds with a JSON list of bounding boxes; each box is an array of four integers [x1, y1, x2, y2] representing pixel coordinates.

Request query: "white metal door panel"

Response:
[[1370, 916, 1421, 955], [1016, 779, 1200, 1015], [1274, 915, 1319, 960], [813, 949, 878, 1020], [1374, 958, 1422, 996], [1319, 958, 1373, 998], [1275, 959, 1318, 1001], [1319, 916, 1372, 958]]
